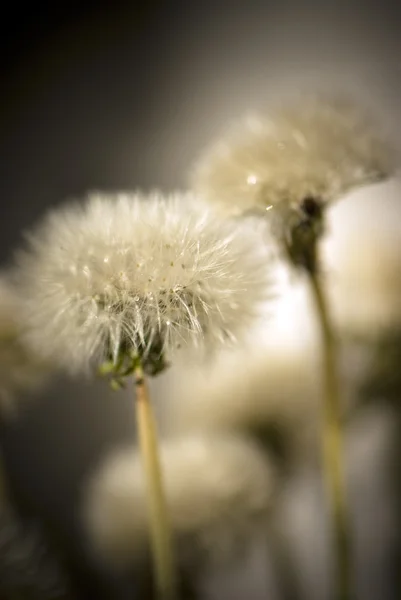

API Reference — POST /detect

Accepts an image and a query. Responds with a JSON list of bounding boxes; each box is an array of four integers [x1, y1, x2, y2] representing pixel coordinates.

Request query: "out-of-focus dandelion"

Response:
[[323, 179, 401, 335], [192, 92, 395, 274], [192, 93, 393, 218], [191, 92, 396, 600], [0, 277, 51, 417], [84, 433, 275, 569], [159, 347, 320, 468], [13, 191, 274, 600]]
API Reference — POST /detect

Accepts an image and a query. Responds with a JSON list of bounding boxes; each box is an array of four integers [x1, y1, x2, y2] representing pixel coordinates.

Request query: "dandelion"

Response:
[[84, 433, 275, 569], [14, 192, 272, 375], [13, 190, 274, 600], [191, 93, 395, 600], [323, 179, 401, 334], [0, 276, 51, 417], [159, 347, 320, 468], [192, 93, 394, 218]]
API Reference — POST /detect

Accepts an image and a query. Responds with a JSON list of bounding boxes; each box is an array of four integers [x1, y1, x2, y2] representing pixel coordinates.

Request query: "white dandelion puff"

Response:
[[13, 191, 274, 375], [84, 433, 275, 568], [0, 276, 51, 415], [192, 93, 395, 216]]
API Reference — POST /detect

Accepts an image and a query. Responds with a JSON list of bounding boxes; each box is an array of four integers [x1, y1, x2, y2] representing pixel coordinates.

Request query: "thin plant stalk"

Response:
[[309, 272, 352, 600], [134, 363, 177, 600]]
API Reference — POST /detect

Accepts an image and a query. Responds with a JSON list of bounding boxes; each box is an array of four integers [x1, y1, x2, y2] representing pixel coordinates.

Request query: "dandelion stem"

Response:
[[309, 272, 352, 600], [133, 363, 177, 600]]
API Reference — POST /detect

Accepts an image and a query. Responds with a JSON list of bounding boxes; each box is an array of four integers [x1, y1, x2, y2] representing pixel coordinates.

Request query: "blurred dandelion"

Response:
[[159, 347, 320, 469], [0, 276, 51, 418], [13, 190, 274, 600], [323, 179, 401, 335], [192, 93, 394, 218], [84, 433, 275, 569], [191, 92, 396, 600]]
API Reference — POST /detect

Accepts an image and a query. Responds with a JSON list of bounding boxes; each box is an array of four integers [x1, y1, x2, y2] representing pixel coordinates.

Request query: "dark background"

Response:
[[1, 1, 400, 598]]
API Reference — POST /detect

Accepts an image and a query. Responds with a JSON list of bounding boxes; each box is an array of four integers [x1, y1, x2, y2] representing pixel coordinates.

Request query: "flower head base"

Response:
[[275, 196, 326, 273], [84, 433, 275, 568], [192, 94, 394, 216], [14, 192, 273, 376]]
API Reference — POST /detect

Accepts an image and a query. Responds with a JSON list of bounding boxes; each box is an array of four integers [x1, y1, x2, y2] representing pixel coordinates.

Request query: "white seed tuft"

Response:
[[13, 191, 274, 374]]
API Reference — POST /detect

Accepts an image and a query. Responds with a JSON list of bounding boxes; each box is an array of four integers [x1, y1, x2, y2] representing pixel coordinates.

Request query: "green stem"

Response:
[[134, 363, 178, 600], [309, 272, 352, 600]]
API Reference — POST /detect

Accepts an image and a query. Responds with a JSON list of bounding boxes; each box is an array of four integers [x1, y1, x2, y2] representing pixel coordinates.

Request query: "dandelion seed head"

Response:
[[14, 192, 273, 374], [84, 433, 275, 568], [192, 94, 395, 216]]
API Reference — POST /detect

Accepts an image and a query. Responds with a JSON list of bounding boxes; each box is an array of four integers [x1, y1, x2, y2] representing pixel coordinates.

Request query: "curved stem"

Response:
[[309, 272, 352, 600], [134, 364, 178, 600]]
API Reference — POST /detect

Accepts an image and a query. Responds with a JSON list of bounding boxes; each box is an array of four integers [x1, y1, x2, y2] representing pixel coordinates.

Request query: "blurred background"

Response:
[[0, 1, 400, 598]]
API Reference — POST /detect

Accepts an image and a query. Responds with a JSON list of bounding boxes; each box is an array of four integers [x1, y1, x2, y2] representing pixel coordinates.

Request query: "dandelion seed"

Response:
[[84, 433, 275, 568], [247, 174, 258, 186]]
